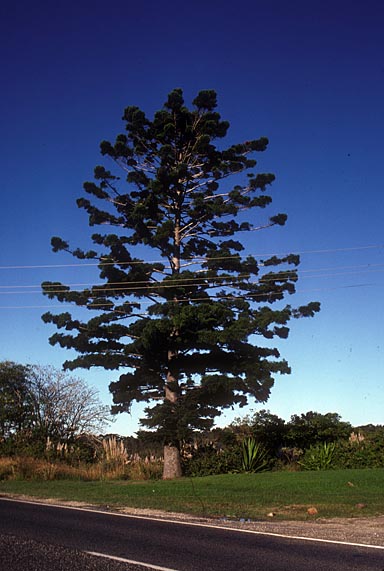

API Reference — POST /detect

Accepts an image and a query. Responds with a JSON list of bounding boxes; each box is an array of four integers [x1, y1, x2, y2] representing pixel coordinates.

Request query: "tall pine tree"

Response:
[[42, 89, 319, 478]]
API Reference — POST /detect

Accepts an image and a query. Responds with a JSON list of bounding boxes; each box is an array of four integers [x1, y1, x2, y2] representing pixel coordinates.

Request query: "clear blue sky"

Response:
[[1, 0, 383, 435]]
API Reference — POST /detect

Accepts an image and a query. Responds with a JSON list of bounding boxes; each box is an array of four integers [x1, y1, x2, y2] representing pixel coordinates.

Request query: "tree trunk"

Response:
[[163, 443, 182, 479], [162, 202, 183, 480], [162, 362, 182, 479]]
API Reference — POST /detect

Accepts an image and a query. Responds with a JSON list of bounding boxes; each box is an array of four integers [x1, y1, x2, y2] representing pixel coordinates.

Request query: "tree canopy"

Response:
[[0, 361, 33, 441], [42, 88, 320, 478], [28, 365, 111, 444], [230, 409, 352, 455], [285, 411, 352, 450], [0, 361, 110, 455]]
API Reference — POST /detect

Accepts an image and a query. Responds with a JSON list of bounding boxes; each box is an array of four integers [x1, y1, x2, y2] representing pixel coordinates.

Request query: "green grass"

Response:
[[1, 469, 383, 521]]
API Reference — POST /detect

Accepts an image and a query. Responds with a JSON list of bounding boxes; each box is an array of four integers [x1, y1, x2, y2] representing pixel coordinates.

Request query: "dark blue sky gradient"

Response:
[[1, 0, 383, 433]]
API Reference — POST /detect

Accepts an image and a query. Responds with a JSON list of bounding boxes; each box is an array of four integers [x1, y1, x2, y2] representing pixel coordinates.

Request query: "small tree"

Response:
[[286, 411, 352, 450], [232, 409, 287, 454], [0, 361, 110, 455], [42, 89, 320, 478], [28, 365, 111, 445], [0, 361, 34, 441]]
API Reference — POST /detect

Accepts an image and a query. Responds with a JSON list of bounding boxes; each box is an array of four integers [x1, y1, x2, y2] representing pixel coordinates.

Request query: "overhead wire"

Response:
[[0, 281, 380, 311], [1, 244, 383, 308], [0, 243, 383, 271], [1, 262, 384, 295]]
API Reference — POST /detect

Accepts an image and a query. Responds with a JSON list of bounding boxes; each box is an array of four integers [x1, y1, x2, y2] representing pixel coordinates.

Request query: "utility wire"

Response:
[[1, 264, 384, 295], [0, 244, 382, 271], [0, 282, 380, 310]]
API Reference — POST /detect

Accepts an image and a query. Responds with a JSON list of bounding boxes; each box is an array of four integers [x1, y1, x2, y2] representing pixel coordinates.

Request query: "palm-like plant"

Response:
[[241, 437, 269, 472]]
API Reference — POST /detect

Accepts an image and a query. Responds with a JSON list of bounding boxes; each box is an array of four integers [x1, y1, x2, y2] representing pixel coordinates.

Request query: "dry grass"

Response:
[[0, 457, 16, 480], [125, 454, 163, 480], [0, 450, 163, 482]]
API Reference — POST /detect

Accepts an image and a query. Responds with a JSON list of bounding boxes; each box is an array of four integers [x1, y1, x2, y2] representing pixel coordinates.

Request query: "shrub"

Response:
[[241, 438, 270, 473], [274, 447, 303, 471], [14, 456, 43, 480], [125, 454, 163, 480], [298, 442, 336, 471], [12, 457, 68, 481], [285, 412, 352, 450], [183, 444, 242, 477], [0, 457, 15, 480], [333, 434, 384, 469]]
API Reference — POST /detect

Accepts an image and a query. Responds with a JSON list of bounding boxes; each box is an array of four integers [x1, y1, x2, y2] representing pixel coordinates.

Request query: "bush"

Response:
[[333, 433, 384, 469], [13, 457, 68, 480], [274, 447, 303, 471], [286, 412, 352, 451], [14, 456, 42, 480], [0, 432, 46, 459], [0, 457, 15, 480], [125, 455, 163, 480], [231, 410, 287, 454], [183, 444, 242, 477], [298, 442, 336, 471]]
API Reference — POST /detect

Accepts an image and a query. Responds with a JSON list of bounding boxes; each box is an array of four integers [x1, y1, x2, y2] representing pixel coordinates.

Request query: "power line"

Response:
[[1, 263, 384, 295], [0, 244, 382, 271], [1, 245, 383, 308], [0, 282, 381, 310]]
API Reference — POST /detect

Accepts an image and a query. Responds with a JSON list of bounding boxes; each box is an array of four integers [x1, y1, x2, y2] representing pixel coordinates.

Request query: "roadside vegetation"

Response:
[[2, 404, 384, 482], [1, 360, 384, 520]]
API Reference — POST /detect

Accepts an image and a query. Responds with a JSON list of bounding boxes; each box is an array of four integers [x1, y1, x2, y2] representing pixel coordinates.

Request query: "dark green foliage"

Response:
[[231, 409, 287, 454], [41, 89, 319, 467], [231, 409, 354, 470], [252, 410, 287, 453], [275, 447, 303, 471], [297, 427, 384, 471], [0, 361, 34, 442], [182, 431, 273, 477], [183, 444, 242, 477], [285, 411, 352, 450], [332, 428, 384, 469], [0, 431, 44, 459]]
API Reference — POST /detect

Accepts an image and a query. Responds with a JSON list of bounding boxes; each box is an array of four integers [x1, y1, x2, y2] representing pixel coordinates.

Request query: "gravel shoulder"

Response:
[[3, 493, 384, 548]]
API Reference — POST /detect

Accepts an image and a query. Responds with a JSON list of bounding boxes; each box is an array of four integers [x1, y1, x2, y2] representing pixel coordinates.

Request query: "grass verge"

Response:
[[1, 469, 383, 521]]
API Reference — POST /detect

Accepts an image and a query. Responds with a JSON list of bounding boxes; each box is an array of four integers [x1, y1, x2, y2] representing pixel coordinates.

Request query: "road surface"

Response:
[[0, 498, 383, 570]]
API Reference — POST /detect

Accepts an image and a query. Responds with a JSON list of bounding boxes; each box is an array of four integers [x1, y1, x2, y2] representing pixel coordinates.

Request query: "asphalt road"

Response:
[[0, 498, 383, 571], [0, 532, 149, 571]]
